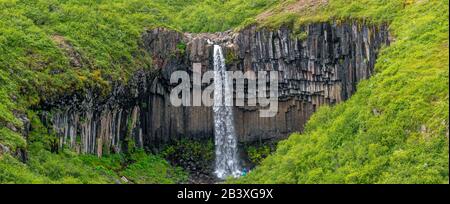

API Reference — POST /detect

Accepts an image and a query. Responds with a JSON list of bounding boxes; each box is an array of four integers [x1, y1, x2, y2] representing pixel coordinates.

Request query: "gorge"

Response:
[[36, 22, 390, 179]]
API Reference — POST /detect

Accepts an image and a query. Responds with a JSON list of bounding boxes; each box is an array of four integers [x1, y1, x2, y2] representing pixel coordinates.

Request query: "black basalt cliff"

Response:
[[38, 22, 390, 156]]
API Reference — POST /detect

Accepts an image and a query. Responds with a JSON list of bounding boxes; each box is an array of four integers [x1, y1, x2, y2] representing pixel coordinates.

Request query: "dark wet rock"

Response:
[[14, 148, 28, 162], [141, 22, 390, 143]]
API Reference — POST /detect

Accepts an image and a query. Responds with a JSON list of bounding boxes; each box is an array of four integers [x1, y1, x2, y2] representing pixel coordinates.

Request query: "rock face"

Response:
[[0, 143, 10, 155], [39, 22, 389, 156]]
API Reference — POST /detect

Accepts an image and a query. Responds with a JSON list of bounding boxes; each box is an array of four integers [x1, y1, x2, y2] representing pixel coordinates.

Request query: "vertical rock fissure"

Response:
[[213, 45, 241, 179]]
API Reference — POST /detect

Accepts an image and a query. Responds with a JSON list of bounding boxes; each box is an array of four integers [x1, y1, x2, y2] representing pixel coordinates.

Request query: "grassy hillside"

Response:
[[0, 0, 280, 148], [235, 0, 449, 184], [0, 148, 188, 184], [1, 110, 187, 183], [1, 0, 448, 184], [0, 0, 280, 183]]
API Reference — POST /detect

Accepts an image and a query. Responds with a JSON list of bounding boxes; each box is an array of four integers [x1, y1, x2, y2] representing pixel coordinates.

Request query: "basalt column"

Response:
[[42, 22, 389, 155]]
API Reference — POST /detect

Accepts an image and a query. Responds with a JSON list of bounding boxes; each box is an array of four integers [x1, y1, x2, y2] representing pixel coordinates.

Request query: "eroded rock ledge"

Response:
[[39, 22, 389, 156]]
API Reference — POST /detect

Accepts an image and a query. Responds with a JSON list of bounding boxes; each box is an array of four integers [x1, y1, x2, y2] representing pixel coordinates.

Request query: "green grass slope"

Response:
[[1, 0, 448, 184], [235, 0, 449, 184], [1, 111, 187, 184], [0, 0, 280, 149], [0, 0, 279, 183], [0, 149, 187, 184]]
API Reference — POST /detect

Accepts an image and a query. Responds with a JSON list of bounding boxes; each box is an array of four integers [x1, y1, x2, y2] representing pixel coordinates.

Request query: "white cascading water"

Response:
[[213, 45, 241, 179]]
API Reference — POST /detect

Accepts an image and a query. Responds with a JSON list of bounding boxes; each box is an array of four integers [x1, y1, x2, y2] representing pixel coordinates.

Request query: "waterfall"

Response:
[[213, 45, 241, 179]]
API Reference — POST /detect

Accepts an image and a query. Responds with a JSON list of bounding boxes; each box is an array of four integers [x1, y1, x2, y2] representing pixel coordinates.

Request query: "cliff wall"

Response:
[[40, 22, 389, 155]]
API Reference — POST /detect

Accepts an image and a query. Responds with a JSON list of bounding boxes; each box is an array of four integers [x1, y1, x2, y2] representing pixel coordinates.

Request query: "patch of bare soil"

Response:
[[256, 0, 328, 21], [51, 34, 86, 68]]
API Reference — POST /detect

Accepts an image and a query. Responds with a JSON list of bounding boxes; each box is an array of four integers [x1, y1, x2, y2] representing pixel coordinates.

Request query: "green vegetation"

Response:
[[225, 50, 238, 65], [175, 0, 279, 32], [235, 0, 449, 184], [1, 0, 448, 184], [246, 145, 274, 165], [1, 111, 187, 184], [176, 41, 187, 55], [0, 0, 277, 183], [80, 150, 188, 184], [161, 139, 214, 174], [1, 147, 187, 184], [0, 0, 280, 129]]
